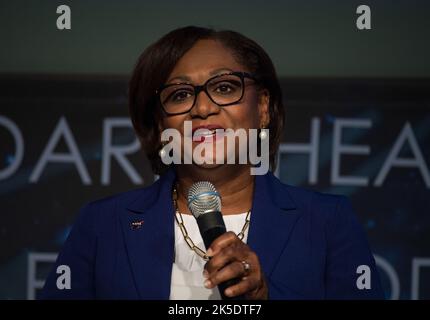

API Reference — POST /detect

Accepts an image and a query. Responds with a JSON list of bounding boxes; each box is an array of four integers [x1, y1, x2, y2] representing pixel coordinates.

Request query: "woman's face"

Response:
[[160, 39, 269, 169]]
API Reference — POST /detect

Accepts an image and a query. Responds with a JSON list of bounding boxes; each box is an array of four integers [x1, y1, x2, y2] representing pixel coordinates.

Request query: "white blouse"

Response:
[[169, 212, 250, 300]]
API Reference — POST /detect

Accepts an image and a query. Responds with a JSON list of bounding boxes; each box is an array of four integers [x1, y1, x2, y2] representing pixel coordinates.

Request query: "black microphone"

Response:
[[187, 181, 245, 300]]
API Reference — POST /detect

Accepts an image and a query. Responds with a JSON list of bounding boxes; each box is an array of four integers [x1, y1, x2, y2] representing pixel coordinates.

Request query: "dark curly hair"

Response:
[[129, 26, 284, 175]]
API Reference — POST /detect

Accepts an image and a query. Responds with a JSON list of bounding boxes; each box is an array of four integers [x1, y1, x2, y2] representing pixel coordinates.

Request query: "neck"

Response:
[[174, 164, 255, 215]]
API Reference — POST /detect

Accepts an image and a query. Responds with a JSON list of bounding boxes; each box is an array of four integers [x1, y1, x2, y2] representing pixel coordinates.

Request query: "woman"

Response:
[[41, 26, 384, 300]]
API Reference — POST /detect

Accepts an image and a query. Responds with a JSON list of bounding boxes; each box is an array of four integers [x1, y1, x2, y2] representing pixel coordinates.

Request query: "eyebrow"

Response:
[[209, 68, 234, 76], [167, 68, 234, 84]]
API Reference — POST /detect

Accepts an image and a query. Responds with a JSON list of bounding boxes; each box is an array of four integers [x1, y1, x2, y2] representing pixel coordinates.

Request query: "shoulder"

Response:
[[74, 178, 164, 228], [268, 175, 368, 253], [84, 187, 148, 212], [265, 172, 352, 223]]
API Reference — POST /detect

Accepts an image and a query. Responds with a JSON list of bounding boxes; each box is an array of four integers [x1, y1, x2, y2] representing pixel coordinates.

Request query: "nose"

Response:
[[189, 90, 220, 119]]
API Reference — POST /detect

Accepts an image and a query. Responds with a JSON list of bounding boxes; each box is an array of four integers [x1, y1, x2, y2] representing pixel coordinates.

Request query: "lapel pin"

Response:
[[131, 220, 144, 229]]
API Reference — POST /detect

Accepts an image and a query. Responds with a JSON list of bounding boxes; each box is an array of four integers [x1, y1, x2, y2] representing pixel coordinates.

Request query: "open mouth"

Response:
[[192, 125, 225, 143]]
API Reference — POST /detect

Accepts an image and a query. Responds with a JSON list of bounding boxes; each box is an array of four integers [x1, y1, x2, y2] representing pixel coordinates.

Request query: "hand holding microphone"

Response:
[[187, 181, 268, 300]]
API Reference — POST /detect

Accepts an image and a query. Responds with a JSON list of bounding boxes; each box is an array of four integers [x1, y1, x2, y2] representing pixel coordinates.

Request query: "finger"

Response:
[[206, 261, 248, 288], [224, 276, 260, 298], [206, 231, 238, 256], [205, 243, 248, 274]]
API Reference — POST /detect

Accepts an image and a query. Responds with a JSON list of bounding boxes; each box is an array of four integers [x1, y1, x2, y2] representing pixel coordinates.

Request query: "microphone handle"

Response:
[[196, 212, 246, 300]]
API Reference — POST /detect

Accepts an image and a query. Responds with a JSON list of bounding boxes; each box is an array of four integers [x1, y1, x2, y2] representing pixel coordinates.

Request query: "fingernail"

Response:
[[225, 289, 232, 296], [202, 270, 209, 278], [206, 248, 213, 256], [204, 280, 212, 288]]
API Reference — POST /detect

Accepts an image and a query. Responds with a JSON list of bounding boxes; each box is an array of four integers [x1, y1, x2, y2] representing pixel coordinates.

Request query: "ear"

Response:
[[257, 89, 270, 127]]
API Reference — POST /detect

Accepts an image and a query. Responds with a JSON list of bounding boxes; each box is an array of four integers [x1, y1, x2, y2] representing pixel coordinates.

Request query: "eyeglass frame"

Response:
[[155, 71, 258, 116]]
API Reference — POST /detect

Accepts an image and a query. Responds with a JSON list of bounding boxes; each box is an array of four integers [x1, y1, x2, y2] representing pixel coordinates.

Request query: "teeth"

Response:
[[195, 129, 217, 136], [202, 131, 214, 136]]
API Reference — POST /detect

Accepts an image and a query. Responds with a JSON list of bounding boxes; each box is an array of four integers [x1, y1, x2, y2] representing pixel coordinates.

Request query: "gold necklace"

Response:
[[172, 186, 251, 261]]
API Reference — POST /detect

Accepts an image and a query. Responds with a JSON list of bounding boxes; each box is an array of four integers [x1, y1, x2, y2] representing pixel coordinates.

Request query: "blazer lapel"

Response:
[[119, 169, 176, 299], [247, 172, 301, 277]]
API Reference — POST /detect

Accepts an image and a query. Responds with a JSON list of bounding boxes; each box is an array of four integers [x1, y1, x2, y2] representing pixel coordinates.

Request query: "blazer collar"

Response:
[[247, 171, 300, 279], [119, 169, 176, 299], [120, 168, 300, 299], [126, 168, 176, 214]]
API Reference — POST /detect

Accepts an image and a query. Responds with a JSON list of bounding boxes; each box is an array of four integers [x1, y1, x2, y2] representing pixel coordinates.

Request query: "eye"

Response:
[[217, 84, 232, 93], [169, 89, 193, 103], [213, 81, 239, 95]]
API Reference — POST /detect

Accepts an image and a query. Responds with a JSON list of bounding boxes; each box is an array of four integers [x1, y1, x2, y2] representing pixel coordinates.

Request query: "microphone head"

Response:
[[187, 181, 221, 219]]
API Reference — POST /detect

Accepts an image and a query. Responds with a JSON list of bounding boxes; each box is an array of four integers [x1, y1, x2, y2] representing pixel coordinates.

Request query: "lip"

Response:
[[192, 124, 225, 143]]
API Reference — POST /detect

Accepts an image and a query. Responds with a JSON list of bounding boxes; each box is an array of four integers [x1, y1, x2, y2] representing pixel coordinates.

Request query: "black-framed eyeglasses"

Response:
[[155, 71, 257, 116]]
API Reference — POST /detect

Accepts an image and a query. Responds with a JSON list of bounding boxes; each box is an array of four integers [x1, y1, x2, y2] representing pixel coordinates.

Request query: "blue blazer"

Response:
[[41, 169, 384, 299]]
